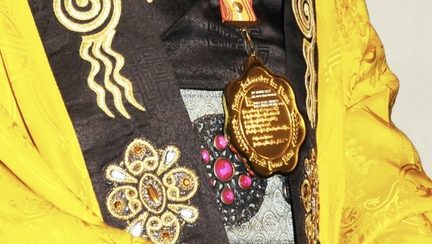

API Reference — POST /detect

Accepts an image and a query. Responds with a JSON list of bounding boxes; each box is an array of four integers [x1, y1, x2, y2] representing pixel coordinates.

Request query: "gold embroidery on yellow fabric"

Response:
[[53, 0, 145, 119], [340, 162, 432, 242], [292, 0, 317, 128], [301, 149, 319, 244], [105, 139, 199, 244]]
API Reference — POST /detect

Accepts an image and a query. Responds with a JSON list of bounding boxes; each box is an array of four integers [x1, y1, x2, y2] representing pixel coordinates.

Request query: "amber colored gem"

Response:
[[161, 230, 171, 240], [147, 185, 160, 204], [128, 190, 135, 197], [183, 178, 191, 186], [114, 201, 122, 209], [132, 145, 144, 155]]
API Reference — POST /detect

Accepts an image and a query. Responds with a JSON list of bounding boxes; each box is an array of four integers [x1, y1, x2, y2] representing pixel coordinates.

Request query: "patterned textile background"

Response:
[[367, 0, 432, 178]]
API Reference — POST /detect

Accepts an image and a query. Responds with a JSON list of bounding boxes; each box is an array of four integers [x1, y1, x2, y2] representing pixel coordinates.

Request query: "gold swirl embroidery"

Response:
[[363, 164, 432, 211], [292, 0, 317, 128], [400, 164, 432, 197], [105, 139, 199, 244], [300, 149, 319, 244], [293, 1, 319, 241], [292, 0, 313, 38], [53, 0, 145, 119]]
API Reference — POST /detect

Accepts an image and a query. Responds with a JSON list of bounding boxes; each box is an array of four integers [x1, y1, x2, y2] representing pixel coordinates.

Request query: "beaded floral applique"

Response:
[[105, 139, 199, 244]]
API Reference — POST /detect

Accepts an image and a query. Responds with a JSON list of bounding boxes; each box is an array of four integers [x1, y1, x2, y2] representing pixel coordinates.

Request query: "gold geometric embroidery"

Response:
[[53, 0, 145, 119], [105, 139, 199, 244], [292, 0, 317, 128]]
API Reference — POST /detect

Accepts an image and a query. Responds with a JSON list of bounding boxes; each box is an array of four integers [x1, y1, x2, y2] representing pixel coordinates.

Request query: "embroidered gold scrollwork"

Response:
[[293, 1, 319, 241], [53, 0, 145, 119], [146, 212, 181, 244], [301, 148, 319, 244], [292, 0, 317, 128], [106, 186, 143, 219], [105, 139, 199, 244], [292, 0, 313, 38]]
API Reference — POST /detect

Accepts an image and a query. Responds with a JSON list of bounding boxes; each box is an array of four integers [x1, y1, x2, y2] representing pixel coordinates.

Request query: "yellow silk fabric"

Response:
[[0, 0, 144, 243], [316, 0, 432, 243]]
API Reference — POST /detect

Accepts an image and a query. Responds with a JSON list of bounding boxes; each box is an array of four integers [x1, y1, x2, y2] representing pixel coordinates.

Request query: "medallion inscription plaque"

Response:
[[224, 56, 306, 176]]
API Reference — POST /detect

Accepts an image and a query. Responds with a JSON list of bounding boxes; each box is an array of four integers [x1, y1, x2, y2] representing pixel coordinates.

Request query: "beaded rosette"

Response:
[[195, 115, 266, 226], [105, 139, 199, 244]]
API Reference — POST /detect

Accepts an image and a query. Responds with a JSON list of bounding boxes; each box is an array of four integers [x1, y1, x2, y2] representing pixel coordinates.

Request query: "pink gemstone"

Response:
[[221, 187, 235, 205], [201, 149, 210, 164], [238, 174, 252, 190], [214, 135, 228, 151], [214, 158, 234, 182]]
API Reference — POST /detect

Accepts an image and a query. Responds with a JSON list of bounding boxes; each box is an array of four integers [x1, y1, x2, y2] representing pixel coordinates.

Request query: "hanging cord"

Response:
[[240, 27, 256, 57]]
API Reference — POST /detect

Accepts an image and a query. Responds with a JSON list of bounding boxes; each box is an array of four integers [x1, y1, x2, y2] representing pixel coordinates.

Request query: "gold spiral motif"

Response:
[[53, 0, 145, 119], [53, 0, 113, 33], [292, 0, 314, 39]]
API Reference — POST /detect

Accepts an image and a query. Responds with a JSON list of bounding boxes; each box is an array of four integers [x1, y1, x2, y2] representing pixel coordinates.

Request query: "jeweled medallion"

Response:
[[223, 56, 306, 176]]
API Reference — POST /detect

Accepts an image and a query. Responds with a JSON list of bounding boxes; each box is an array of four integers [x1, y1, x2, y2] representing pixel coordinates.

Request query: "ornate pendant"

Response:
[[223, 56, 306, 176]]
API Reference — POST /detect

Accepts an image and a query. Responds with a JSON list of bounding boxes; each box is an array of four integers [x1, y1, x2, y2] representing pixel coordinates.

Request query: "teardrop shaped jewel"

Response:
[[129, 221, 144, 237], [180, 209, 194, 219], [165, 150, 177, 164], [111, 170, 127, 180], [147, 185, 160, 204]]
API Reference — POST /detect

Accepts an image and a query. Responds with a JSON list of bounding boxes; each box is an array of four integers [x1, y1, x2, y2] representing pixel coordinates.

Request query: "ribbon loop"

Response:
[[219, 0, 257, 27]]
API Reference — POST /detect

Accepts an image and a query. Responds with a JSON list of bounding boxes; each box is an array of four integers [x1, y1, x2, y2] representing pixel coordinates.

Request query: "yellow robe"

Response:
[[316, 1, 432, 243], [0, 0, 145, 242], [0, 0, 430, 243]]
